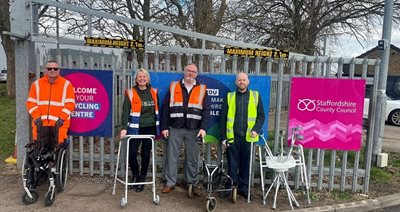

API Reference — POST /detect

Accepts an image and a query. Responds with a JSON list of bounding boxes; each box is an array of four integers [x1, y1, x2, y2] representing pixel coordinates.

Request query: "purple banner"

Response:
[[62, 69, 113, 137]]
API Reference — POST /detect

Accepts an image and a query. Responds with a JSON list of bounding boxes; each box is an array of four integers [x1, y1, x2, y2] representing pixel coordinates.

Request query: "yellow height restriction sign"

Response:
[[84, 36, 145, 50], [224, 46, 289, 59]]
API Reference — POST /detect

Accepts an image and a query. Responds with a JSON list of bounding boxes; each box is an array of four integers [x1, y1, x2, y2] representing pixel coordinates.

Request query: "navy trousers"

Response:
[[226, 136, 251, 194], [128, 126, 156, 182]]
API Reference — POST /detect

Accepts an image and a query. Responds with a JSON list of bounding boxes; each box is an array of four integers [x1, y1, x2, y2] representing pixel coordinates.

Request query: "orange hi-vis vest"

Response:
[[125, 87, 160, 135], [27, 75, 76, 144], [169, 81, 206, 129]]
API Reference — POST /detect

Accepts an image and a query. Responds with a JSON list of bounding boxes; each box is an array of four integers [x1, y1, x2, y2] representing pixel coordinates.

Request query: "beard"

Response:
[[237, 84, 247, 92], [184, 76, 195, 83]]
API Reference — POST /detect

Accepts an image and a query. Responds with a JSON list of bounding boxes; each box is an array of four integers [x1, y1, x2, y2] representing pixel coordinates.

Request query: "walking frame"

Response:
[[112, 135, 160, 207]]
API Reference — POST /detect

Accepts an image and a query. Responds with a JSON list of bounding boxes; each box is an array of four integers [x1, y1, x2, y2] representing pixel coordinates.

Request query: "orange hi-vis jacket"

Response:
[[26, 75, 76, 144], [126, 87, 160, 135], [169, 81, 206, 129]]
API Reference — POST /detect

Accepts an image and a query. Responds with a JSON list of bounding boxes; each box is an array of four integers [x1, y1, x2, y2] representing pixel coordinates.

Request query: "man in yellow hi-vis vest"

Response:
[[220, 72, 265, 199]]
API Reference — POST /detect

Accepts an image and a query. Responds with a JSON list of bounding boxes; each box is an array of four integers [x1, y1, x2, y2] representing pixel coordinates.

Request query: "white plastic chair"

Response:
[[258, 127, 310, 210]]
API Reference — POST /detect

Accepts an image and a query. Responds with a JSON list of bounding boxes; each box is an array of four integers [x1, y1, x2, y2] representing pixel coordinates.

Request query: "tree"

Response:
[[0, 0, 15, 97], [227, 0, 400, 55], [161, 0, 227, 48], [37, 0, 167, 41], [36, 0, 228, 49], [36, 0, 171, 64]]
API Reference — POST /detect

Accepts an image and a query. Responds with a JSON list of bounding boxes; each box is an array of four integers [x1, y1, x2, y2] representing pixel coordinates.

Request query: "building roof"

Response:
[[357, 44, 400, 58]]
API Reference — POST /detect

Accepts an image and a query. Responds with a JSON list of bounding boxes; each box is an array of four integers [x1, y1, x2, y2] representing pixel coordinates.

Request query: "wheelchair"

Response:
[[21, 126, 69, 206]]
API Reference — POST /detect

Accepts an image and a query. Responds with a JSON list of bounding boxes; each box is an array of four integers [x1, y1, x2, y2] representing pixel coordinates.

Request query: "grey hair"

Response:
[[133, 68, 151, 87], [184, 63, 198, 71]]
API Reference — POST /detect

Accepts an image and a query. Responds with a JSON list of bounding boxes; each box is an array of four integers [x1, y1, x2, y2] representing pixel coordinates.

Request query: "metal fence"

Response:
[[17, 0, 379, 194], [35, 47, 379, 193]]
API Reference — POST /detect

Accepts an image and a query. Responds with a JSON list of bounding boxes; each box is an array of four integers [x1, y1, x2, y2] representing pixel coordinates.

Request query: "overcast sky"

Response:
[[330, 24, 400, 58]]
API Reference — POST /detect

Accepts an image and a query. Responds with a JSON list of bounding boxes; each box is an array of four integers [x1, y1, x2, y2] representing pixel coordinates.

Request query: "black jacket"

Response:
[[220, 89, 265, 141]]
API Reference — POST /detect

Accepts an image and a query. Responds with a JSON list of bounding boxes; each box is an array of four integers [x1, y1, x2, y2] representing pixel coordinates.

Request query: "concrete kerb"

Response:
[[376, 193, 400, 209], [285, 193, 400, 212], [268, 111, 400, 211]]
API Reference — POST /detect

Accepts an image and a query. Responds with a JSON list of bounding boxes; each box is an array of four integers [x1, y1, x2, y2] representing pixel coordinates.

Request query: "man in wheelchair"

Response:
[[23, 60, 75, 206]]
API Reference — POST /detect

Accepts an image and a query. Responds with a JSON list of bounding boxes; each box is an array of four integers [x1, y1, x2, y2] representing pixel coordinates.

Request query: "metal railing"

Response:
[[19, 0, 380, 193]]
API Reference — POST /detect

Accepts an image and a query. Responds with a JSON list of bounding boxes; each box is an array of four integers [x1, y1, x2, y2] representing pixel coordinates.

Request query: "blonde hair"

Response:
[[133, 68, 151, 87]]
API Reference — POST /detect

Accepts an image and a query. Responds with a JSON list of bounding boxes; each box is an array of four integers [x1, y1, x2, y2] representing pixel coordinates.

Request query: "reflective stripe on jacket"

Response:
[[125, 87, 160, 135], [169, 81, 206, 129], [226, 90, 259, 142], [26, 75, 76, 144]]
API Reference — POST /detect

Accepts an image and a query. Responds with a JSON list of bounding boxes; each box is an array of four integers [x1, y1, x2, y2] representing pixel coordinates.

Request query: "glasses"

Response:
[[185, 69, 198, 74], [46, 67, 59, 71]]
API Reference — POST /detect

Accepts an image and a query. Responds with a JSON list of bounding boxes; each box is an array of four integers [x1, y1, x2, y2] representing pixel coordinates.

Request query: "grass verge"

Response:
[[0, 83, 16, 161]]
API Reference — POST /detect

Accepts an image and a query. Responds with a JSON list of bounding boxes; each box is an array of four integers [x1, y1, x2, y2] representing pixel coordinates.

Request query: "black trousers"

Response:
[[226, 136, 251, 194], [129, 126, 156, 182]]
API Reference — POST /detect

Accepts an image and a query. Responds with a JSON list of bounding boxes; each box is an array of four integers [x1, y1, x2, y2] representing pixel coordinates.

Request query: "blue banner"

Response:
[[148, 72, 271, 143], [62, 69, 113, 137]]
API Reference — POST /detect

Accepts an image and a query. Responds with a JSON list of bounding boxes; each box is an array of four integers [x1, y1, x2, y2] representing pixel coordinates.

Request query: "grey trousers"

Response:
[[164, 127, 199, 187]]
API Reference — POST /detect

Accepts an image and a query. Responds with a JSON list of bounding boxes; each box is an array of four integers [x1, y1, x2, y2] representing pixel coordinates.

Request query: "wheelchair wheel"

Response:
[[56, 149, 68, 192], [206, 197, 217, 212], [231, 187, 237, 203], [44, 190, 55, 206], [22, 190, 38, 205]]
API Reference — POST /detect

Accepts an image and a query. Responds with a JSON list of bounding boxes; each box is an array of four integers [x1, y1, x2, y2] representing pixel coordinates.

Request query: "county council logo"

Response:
[[297, 99, 316, 111]]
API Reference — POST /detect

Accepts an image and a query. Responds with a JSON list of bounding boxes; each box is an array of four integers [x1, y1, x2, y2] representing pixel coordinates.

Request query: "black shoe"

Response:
[[135, 185, 144, 192], [238, 191, 251, 200], [128, 179, 137, 190], [128, 184, 137, 190], [128, 176, 137, 189]]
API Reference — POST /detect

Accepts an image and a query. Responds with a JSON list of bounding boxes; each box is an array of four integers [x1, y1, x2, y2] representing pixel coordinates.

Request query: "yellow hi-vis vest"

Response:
[[226, 90, 259, 143]]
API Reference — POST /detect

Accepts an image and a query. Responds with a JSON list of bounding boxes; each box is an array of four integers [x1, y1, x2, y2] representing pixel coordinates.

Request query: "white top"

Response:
[[182, 79, 196, 93]]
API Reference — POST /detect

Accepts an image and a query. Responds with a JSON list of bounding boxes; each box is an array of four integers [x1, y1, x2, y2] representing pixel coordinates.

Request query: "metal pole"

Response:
[[56, 0, 61, 63], [11, 0, 36, 169], [372, 0, 394, 165], [322, 36, 329, 75], [88, 15, 92, 36]]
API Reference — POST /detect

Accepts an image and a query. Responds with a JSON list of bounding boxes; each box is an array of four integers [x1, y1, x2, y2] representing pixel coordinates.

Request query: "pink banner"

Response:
[[288, 78, 366, 151]]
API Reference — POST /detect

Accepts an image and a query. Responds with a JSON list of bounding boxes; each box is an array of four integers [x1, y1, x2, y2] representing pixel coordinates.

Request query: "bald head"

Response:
[[235, 72, 249, 92]]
